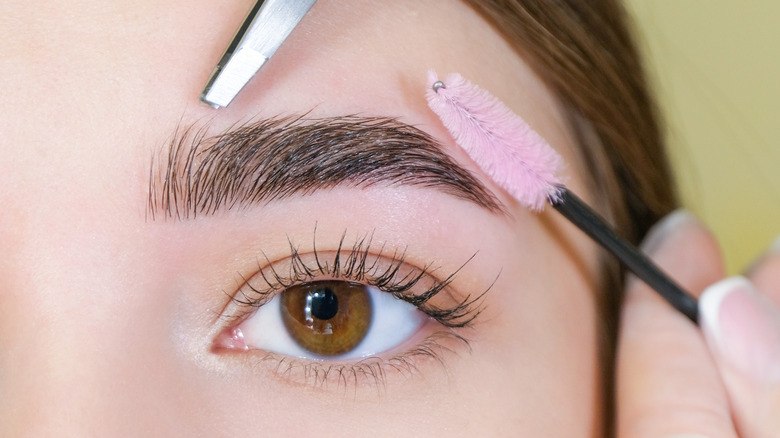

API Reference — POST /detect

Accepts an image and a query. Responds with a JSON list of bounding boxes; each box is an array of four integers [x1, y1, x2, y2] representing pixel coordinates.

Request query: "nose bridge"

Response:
[[0, 45, 175, 431], [0, 277, 144, 436], [0, 329, 111, 436], [0, 217, 147, 435], [0, 277, 175, 436]]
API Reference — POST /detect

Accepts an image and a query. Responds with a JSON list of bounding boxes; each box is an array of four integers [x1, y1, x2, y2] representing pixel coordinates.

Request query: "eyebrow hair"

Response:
[[147, 115, 502, 220]]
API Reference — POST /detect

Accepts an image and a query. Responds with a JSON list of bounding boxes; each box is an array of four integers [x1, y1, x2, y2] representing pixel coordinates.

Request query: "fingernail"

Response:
[[640, 209, 701, 256], [699, 276, 780, 383]]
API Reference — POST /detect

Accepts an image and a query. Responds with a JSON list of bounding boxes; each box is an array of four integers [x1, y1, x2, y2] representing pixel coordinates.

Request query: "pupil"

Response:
[[309, 288, 338, 320]]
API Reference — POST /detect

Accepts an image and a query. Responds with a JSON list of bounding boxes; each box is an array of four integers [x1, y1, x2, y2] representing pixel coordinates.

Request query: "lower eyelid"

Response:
[[214, 329, 470, 391]]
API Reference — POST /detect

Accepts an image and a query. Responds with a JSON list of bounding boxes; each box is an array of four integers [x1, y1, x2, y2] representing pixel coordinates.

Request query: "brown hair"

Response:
[[462, 0, 678, 432]]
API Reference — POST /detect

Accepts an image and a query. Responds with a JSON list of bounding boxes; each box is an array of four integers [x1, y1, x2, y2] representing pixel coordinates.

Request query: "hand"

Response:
[[616, 211, 780, 437]]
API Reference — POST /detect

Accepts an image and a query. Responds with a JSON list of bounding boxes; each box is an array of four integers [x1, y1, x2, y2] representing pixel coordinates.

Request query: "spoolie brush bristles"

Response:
[[425, 71, 563, 211]]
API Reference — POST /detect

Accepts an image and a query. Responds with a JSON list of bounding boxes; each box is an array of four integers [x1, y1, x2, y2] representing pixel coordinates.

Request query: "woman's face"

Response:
[[1, 0, 602, 435]]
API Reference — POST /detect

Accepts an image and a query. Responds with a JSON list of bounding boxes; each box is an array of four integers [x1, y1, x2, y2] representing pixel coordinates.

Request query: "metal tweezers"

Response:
[[199, 0, 317, 109]]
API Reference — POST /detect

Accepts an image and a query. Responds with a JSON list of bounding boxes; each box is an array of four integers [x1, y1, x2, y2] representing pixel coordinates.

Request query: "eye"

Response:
[[218, 280, 427, 360], [210, 231, 489, 388]]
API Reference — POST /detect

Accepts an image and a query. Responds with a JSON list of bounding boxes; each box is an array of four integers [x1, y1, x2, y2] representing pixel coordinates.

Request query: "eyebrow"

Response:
[[147, 115, 502, 220]]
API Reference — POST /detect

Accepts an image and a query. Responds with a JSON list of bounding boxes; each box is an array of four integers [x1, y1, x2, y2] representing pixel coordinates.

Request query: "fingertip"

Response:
[[770, 235, 780, 254], [745, 236, 780, 305], [698, 276, 750, 353], [699, 276, 780, 383], [629, 209, 725, 301], [639, 209, 701, 256]]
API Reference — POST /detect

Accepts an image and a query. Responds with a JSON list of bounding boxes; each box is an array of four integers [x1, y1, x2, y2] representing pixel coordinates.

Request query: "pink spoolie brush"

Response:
[[425, 71, 563, 211], [426, 71, 699, 323]]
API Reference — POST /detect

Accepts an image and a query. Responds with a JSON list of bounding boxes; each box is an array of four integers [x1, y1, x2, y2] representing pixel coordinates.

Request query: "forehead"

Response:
[[0, 0, 580, 210]]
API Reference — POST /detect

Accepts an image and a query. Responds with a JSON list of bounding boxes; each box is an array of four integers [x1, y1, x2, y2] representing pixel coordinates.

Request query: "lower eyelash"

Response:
[[245, 331, 469, 392], [231, 228, 489, 329]]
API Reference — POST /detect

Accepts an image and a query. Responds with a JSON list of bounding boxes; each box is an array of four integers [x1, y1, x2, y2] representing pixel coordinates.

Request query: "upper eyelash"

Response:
[[230, 227, 489, 328]]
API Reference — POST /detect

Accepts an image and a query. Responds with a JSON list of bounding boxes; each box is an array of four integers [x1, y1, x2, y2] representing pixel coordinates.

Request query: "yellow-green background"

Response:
[[627, 1, 780, 272]]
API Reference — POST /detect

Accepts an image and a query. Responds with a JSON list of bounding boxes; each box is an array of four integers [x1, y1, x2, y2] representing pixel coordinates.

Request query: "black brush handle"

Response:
[[550, 187, 699, 323]]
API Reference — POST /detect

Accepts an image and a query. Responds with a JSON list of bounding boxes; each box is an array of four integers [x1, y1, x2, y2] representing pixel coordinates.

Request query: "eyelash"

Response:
[[218, 229, 490, 389], [245, 331, 464, 390], [230, 230, 485, 328]]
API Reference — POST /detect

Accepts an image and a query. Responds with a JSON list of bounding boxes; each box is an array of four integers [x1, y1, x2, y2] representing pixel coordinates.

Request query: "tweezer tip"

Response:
[[198, 91, 223, 109], [198, 48, 268, 109], [198, 93, 222, 109]]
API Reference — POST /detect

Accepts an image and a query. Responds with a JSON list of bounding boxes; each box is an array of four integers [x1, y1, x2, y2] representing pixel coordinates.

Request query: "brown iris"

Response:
[[280, 280, 373, 356]]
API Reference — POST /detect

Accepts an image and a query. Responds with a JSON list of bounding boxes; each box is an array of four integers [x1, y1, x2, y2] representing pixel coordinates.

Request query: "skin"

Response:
[[5, 0, 780, 436], [0, 0, 603, 436]]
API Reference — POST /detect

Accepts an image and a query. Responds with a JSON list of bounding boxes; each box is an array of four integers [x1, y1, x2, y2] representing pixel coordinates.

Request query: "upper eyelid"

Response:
[[232, 242, 430, 308], [146, 115, 504, 221], [212, 232, 409, 323], [217, 230, 488, 329]]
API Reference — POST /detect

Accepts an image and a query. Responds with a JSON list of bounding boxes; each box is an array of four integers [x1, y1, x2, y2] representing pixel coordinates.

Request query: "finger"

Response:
[[746, 238, 780, 305], [700, 276, 780, 436], [617, 210, 736, 437]]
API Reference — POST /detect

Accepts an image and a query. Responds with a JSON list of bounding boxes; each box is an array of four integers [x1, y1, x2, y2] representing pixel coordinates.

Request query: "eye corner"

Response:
[[212, 326, 249, 352]]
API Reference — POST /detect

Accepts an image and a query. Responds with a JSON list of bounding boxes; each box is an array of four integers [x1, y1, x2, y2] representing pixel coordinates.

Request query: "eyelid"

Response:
[[216, 330, 472, 390], [214, 229, 490, 340], [223, 246, 484, 330]]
